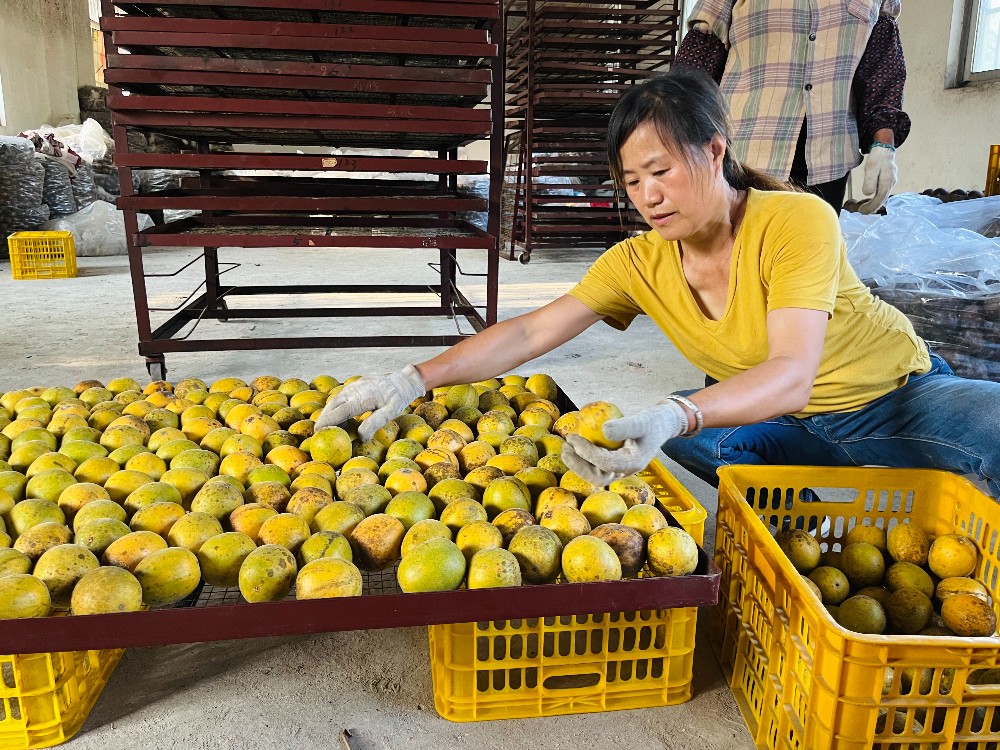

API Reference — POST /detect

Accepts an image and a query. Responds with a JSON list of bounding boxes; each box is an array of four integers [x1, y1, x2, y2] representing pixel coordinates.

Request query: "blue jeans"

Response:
[[664, 354, 1000, 497]]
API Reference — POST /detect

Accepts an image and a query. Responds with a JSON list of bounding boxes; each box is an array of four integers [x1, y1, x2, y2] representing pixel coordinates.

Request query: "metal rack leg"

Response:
[[145, 356, 167, 382]]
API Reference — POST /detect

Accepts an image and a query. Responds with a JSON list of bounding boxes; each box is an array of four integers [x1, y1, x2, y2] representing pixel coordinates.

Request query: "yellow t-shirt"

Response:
[[568, 189, 930, 416]]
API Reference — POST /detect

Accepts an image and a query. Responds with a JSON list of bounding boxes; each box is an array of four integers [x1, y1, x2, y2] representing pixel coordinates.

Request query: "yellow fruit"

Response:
[[0, 548, 31, 577], [297, 530, 352, 567], [220, 433, 263, 459], [384, 491, 436, 530], [887, 523, 931, 565], [74, 518, 131, 556], [219, 452, 264, 485], [59, 440, 108, 466], [384, 467, 427, 496], [296, 557, 362, 599], [167, 512, 224, 552], [539, 506, 591, 546], [575, 401, 624, 450], [104, 469, 155, 504], [133, 546, 201, 607], [73, 499, 126, 532], [840, 542, 885, 588], [885, 561, 935, 599], [454, 521, 503, 562], [401, 519, 452, 558], [197, 532, 257, 587], [808, 566, 851, 605], [244, 481, 291, 513], [125, 452, 168, 481], [836, 595, 887, 634], [349, 513, 405, 571], [508, 526, 562, 584], [102, 530, 168, 572], [130, 501, 186, 538], [265, 445, 310, 477], [559, 471, 601, 501], [936, 576, 990, 605], [10, 497, 65, 536], [590, 523, 645, 578], [33, 543, 100, 607], [24, 468, 77, 504], [71, 567, 143, 615], [396, 538, 465, 599], [286, 487, 333, 525], [427, 478, 478, 513], [13, 522, 73, 561], [26, 451, 76, 477], [74, 456, 119, 486], [927, 534, 979, 579], [886, 588, 934, 634], [170, 448, 221, 477], [466, 548, 521, 589], [229, 503, 279, 542], [647, 527, 698, 577], [941, 593, 998, 637], [845, 524, 888, 554], [444, 384, 479, 412], [310, 501, 364, 537], [620, 504, 669, 539], [482, 477, 531, 519], [123, 482, 184, 517], [238, 544, 296, 603], [561, 535, 622, 583], [579, 491, 628, 527], [190, 481, 245, 522], [256, 512, 311, 553], [0, 574, 52, 619], [493, 508, 535, 546], [305, 427, 352, 468]]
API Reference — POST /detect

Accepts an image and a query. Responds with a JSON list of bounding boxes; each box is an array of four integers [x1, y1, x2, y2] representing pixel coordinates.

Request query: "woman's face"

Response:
[[619, 121, 723, 242]]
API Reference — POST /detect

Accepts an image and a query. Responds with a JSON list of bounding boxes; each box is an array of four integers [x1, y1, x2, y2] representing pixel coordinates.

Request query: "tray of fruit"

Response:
[[0, 374, 719, 653]]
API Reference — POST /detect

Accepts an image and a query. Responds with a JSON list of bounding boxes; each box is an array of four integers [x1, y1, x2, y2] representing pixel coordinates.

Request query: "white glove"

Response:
[[561, 400, 689, 486], [313, 364, 426, 442], [857, 145, 897, 214]]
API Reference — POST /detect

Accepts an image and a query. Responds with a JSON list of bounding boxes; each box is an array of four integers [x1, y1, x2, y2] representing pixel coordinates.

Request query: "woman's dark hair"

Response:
[[607, 68, 792, 193]]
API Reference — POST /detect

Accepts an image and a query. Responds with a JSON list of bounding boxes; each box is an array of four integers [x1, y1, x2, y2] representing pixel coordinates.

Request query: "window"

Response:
[[964, 0, 1000, 83]]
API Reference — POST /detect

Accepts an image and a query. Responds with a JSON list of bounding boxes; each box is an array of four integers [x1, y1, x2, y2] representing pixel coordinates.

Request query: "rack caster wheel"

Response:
[[146, 359, 167, 382], [519, 252, 531, 264], [216, 298, 229, 323]]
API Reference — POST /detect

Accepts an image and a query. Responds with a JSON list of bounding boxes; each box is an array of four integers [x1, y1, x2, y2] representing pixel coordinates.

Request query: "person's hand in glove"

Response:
[[857, 144, 897, 214], [561, 399, 690, 486], [313, 364, 427, 442]]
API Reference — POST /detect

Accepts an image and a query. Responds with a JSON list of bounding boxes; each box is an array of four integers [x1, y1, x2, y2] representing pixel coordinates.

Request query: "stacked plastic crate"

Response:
[[501, 0, 679, 263], [99, 0, 503, 379]]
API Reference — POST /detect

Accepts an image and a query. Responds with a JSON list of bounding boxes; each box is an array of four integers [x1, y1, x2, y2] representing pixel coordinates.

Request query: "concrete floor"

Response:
[[0, 245, 754, 749]]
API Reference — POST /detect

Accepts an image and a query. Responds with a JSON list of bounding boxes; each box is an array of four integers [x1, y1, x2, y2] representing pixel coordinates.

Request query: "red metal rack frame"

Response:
[[101, 0, 504, 378]]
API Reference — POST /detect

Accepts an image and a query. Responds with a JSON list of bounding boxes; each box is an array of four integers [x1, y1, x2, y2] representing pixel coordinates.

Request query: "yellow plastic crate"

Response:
[[0, 648, 123, 750], [711, 465, 1000, 750], [7, 232, 77, 280], [429, 459, 707, 721], [987, 144, 999, 197]]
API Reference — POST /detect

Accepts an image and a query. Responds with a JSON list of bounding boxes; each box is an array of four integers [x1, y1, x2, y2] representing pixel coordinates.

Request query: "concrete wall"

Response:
[[0, 0, 95, 136], [850, 0, 1000, 196]]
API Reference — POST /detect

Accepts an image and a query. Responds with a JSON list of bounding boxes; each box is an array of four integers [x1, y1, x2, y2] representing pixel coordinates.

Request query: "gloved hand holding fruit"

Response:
[[561, 399, 691, 486], [313, 364, 427, 442]]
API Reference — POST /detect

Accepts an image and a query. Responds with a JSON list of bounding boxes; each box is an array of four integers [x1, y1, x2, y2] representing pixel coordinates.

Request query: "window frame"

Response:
[[961, 0, 1000, 85]]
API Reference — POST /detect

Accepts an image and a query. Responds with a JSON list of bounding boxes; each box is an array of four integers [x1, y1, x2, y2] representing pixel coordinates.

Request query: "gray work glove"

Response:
[[858, 146, 897, 214], [313, 364, 426, 442], [561, 400, 688, 486]]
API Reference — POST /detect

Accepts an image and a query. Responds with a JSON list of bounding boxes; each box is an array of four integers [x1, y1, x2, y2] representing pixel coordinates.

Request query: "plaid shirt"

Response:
[[677, 0, 905, 185]]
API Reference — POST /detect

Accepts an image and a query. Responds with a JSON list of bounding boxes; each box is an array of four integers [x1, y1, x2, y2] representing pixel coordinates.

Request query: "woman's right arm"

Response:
[[415, 294, 604, 389]]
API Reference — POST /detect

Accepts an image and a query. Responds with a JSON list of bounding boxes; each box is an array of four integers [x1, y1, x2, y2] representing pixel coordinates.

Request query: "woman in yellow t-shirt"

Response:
[[314, 69, 1000, 498]]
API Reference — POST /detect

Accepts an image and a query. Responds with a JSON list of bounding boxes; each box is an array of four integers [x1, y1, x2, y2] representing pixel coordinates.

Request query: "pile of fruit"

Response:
[[0, 374, 699, 619], [776, 521, 997, 637]]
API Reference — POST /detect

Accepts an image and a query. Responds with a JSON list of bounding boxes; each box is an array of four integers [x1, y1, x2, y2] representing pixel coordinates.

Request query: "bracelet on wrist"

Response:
[[870, 142, 896, 152], [663, 394, 704, 437]]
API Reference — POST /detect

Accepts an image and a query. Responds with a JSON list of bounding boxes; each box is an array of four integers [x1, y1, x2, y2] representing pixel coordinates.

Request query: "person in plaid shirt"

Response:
[[674, 0, 909, 214]]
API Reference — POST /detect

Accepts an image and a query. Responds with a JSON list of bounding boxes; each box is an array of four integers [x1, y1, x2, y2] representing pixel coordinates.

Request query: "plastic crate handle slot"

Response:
[[540, 666, 605, 694]]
